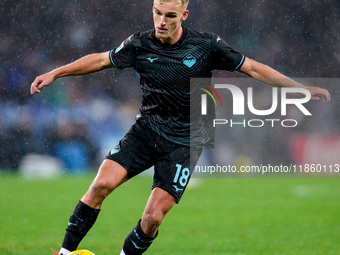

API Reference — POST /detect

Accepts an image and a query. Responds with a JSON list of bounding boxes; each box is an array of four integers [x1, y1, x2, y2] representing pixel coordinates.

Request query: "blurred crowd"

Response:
[[0, 0, 339, 171]]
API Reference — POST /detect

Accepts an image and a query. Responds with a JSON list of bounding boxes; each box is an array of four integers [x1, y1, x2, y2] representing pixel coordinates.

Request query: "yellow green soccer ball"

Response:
[[69, 250, 95, 255]]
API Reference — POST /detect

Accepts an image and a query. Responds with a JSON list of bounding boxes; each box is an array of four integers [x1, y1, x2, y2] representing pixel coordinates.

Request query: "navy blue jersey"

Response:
[[109, 26, 245, 147]]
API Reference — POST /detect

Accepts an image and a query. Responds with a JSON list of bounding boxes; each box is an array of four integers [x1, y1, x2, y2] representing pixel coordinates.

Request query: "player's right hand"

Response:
[[30, 72, 55, 94], [306, 86, 331, 104]]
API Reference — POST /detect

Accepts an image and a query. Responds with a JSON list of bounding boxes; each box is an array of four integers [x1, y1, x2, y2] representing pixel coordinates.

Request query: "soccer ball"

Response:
[[69, 250, 95, 255]]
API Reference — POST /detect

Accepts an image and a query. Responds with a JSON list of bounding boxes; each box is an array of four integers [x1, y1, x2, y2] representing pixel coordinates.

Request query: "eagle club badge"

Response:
[[183, 54, 197, 68]]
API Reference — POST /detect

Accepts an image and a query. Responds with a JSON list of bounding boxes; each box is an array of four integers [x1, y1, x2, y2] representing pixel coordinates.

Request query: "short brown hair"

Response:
[[155, 0, 189, 9], [181, 0, 189, 9]]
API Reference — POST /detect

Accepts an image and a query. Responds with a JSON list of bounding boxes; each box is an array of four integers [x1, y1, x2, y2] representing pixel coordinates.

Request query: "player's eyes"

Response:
[[154, 8, 176, 18]]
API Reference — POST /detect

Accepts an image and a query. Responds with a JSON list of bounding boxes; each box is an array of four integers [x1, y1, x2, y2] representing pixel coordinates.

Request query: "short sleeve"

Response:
[[109, 34, 136, 69], [211, 33, 245, 71]]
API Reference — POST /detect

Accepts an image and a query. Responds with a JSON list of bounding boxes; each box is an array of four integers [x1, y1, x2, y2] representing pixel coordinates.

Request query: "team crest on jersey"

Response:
[[183, 54, 197, 68]]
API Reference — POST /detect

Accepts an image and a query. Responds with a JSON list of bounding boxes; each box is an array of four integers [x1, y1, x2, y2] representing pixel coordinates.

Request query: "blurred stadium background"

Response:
[[1, 1, 340, 255], [0, 0, 339, 173]]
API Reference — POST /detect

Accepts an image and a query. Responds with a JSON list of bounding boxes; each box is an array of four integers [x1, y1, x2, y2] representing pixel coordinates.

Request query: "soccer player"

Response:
[[30, 0, 330, 254]]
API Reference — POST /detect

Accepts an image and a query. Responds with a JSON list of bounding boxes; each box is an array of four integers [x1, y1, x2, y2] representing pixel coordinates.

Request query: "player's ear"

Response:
[[181, 10, 189, 21]]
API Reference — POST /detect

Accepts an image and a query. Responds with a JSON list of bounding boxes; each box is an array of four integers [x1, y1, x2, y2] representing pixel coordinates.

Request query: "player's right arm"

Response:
[[30, 51, 113, 94]]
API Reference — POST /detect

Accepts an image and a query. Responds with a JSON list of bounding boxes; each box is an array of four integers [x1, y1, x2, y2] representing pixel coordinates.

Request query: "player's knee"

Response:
[[91, 179, 116, 195], [143, 210, 165, 228]]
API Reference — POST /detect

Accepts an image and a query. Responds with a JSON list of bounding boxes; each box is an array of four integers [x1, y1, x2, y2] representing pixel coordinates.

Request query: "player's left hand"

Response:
[[306, 87, 331, 103]]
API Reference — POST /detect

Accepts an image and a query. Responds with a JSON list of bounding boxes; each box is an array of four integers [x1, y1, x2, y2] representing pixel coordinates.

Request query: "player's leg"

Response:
[[59, 122, 158, 255], [81, 159, 129, 209], [59, 159, 128, 255], [120, 140, 203, 255], [121, 187, 176, 255], [141, 187, 175, 236]]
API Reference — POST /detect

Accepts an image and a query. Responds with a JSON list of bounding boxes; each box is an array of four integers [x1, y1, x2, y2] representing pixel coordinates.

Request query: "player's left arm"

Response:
[[238, 57, 331, 103]]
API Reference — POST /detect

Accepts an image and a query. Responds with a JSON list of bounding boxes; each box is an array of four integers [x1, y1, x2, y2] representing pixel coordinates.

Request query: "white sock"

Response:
[[59, 248, 72, 255], [119, 249, 126, 255]]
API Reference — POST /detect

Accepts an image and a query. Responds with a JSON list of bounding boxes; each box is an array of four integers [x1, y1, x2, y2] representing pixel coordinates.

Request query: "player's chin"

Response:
[[156, 32, 168, 38]]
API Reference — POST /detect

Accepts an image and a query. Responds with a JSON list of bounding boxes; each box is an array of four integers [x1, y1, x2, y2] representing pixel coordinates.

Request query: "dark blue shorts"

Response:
[[105, 121, 202, 203]]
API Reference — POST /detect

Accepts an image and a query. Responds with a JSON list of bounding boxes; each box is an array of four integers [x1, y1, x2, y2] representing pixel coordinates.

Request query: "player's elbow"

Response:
[[238, 58, 262, 79], [239, 59, 278, 80]]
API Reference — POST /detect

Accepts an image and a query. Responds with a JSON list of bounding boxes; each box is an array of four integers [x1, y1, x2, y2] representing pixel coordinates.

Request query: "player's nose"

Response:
[[160, 15, 166, 25]]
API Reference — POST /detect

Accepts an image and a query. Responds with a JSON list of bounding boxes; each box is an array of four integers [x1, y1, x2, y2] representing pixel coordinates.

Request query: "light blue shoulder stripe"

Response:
[[109, 50, 118, 68], [234, 55, 245, 70]]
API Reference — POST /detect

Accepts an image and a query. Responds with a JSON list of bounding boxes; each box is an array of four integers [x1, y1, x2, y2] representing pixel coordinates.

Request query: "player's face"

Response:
[[153, 0, 189, 44]]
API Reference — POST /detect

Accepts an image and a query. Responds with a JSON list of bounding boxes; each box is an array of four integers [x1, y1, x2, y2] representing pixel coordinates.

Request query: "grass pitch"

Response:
[[1, 172, 339, 255]]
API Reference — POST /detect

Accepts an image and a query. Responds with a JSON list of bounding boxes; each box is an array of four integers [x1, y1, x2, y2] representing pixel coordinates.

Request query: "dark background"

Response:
[[0, 0, 339, 171]]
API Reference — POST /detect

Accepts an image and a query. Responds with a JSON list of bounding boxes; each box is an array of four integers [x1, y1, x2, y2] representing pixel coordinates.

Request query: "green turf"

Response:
[[0, 172, 339, 255]]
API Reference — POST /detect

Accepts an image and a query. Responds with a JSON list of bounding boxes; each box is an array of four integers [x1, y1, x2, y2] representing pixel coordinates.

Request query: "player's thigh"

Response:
[[105, 122, 158, 178], [153, 146, 202, 203], [91, 159, 129, 190], [82, 159, 128, 207]]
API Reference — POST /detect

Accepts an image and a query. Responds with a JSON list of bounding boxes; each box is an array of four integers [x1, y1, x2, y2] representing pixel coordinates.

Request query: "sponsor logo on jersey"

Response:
[[172, 185, 184, 192], [183, 54, 197, 68], [146, 57, 158, 63]]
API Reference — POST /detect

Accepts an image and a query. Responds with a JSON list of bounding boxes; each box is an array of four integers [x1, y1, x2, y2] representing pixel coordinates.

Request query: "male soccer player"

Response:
[[30, 0, 330, 254]]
